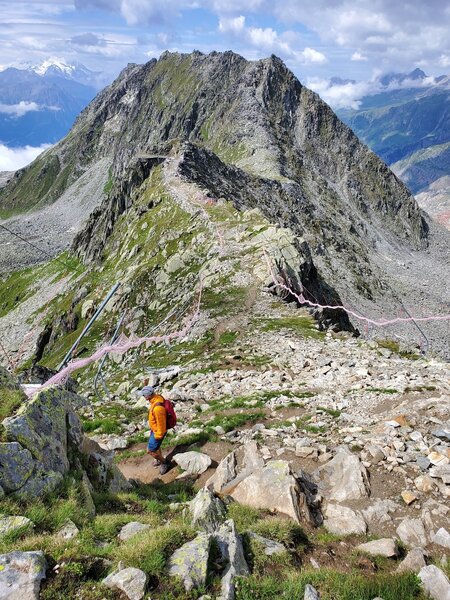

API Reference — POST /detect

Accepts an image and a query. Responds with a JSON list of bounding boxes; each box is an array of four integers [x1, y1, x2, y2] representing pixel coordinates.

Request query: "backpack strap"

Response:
[[151, 401, 165, 413]]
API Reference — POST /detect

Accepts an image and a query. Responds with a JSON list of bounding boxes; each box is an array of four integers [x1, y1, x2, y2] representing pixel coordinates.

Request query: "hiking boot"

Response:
[[152, 459, 161, 467], [159, 462, 169, 475]]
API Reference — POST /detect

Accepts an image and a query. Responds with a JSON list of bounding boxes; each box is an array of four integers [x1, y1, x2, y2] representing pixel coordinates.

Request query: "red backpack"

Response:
[[154, 398, 177, 429]]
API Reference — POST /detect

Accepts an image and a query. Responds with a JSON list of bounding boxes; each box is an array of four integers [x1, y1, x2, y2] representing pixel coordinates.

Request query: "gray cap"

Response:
[[140, 385, 155, 397]]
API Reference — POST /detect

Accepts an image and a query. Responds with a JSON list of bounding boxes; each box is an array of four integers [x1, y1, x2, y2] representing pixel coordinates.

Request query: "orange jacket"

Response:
[[148, 395, 167, 439]]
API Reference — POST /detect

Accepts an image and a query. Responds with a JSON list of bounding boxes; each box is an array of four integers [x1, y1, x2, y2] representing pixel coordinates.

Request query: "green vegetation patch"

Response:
[[261, 316, 325, 339], [235, 569, 424, 600]]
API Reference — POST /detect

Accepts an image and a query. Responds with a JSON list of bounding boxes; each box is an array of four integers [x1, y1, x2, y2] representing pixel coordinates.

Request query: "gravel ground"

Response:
[[0, 157, 111, 274]]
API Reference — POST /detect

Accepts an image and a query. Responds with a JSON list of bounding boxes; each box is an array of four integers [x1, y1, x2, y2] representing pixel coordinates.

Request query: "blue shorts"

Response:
[[148, 431, 165, 452]]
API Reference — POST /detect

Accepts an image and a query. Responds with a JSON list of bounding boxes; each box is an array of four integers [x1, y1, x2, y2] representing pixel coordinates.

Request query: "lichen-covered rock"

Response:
[[0, 515, 34, 537], [206, 450, 237, 493], [248, 532, 286, 556], [1, 387, 85, 498], [189, 488, 227, 533], [0, 550, 46, 600], [103, 567, 147, 600], [168, 533, 211, 591], [0, 442, 34, 492]]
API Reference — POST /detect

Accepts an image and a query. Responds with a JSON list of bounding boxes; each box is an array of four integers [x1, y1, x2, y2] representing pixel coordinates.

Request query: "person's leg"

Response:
[[147, 432, 168, 472]]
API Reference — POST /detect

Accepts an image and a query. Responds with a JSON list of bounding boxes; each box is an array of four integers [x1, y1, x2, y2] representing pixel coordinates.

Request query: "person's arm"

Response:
[[153, 405, 167, 439]]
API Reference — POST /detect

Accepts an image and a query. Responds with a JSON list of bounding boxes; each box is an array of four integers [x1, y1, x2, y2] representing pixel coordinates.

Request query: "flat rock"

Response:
[[103, 567, 147, 600], [0, 551, 47, 600], [248, 532, 286, 556], [357, 538, 398, 557], [168, 533, 211, 591], [432, 528, 450, 550], [429, 465, 450, 485], [396, 547, 427, 573], [174, 451, 212, 477], [396, 518, 427, 548], [313, 447, 370, 502], [0, 515, 34, 537], [418, 565, 450, 600], [324, 504, 367, 535], [118, 521, 151, 542], [190, 488, 227, 533], [91, 434, 128, 451], [401, 490, 418, 505]]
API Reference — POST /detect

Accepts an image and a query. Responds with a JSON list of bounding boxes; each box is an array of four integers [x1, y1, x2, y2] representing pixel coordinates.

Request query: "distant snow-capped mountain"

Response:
[[0, 59, 99, 148], [29, 57, 101, 88]]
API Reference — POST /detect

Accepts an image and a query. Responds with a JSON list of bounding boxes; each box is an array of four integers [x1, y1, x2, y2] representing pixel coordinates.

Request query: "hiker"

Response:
[[140, 385, 170, 475]]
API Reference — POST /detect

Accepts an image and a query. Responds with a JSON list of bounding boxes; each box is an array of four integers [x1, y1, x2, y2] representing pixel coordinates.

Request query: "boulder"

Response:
[[324, 504, 367, 536], [173, 451, 212, 477], [56, 519, 79, 540], [429, 465, 450, 484], [0, 515, 34, 537], [214, 519, 249, 600], [396, 518, 427, 548], [0, 442, 34, 492], [103, 567, 147, 600], [118, 522, 151, 542], [231, 460, 317, 525], [91, 434, 128, 451], [418, 565, 450, 600], [1, 387, 86, 499], [168, 533, 211, 591], [357, 538, 398, 557], [189, 488, 227, 533], [313, 447, 370, 502], [432, 528, 450, 550], [396, 547, 427, 573], [0, 551, 47, 600]]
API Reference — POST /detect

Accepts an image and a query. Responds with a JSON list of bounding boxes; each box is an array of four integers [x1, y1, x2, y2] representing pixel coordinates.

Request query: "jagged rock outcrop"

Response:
[[0, 382, 130, 499]]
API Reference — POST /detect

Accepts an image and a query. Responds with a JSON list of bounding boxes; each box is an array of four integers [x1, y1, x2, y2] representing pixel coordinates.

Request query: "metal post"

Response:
[[58, 282, 121, 371], [94, 312, 125, 400]]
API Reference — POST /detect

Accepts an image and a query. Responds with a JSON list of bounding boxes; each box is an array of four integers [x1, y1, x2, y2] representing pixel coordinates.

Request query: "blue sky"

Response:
[[2, 0, 450, 89]]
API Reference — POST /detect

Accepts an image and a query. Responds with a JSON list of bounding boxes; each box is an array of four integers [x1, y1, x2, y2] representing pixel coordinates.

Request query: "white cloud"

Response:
[[439, 54, 450, 68], [298, 47, 326, 64], [0, 101, 41, 117], [351, 51, 367, 62], [218, 15, 245, 34], [0, 143, 51, 171]]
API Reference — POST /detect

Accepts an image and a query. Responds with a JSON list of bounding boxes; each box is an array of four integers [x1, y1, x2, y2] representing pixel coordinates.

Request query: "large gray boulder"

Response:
[[103, 567, 147, 600], [1, 387, 86, 498], [189, 488, 227, 533], [231, 460, 315, 524], [313, 447, 370, 502], [0, 551, 47, 600], [168, 533, 211, 591], [432, 528, 450, 550], [214, 519, 249, 600], [418, 565, 450, 600], [206, 450, 237, 493]]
